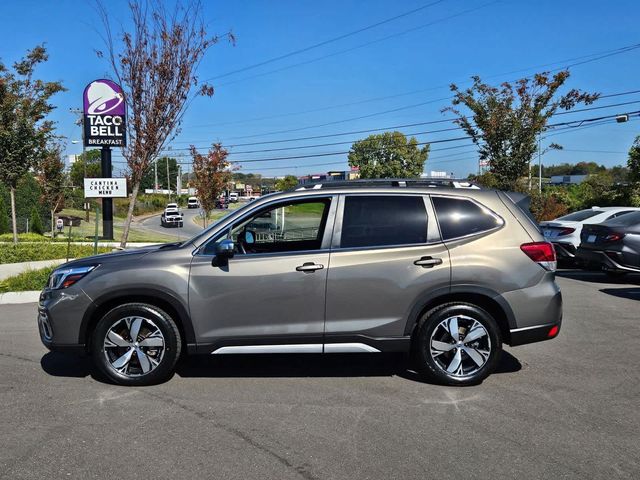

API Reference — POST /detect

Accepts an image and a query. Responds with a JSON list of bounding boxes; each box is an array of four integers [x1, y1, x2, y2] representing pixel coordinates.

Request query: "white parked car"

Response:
[[539, 206, 640, 260]]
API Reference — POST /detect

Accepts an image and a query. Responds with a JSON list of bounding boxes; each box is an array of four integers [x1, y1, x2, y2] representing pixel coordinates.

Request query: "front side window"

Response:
[[432, 196, 503, 241], [340, 195, 428, 248], [205, 198, 331, 255]]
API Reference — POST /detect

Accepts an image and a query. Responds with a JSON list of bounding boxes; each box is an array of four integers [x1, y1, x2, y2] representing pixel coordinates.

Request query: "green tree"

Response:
[[0, 195, 9, 234], [29, 206, 44, 235], [0, 45, 65, 243], [140, 157, 179, 191], [348, 131, 429, 179], [275, 175, 299, 191], [628, 136, 640, 183], [69, 149, 101, 187], [444, 71, 599, 190], [37, 144, 67, 236]]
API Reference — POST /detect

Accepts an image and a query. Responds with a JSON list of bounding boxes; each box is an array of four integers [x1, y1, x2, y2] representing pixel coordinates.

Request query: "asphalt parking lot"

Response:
[[1, 272, 638, 480]]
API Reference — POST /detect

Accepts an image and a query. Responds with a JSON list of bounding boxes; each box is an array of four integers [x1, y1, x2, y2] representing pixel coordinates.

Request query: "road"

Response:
[[139, 207, 205, 241], [0, 272, 638, 479]]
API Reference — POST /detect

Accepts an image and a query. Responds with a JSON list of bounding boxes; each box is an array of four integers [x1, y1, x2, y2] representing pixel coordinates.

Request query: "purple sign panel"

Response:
[[82, 79, 127, 147]]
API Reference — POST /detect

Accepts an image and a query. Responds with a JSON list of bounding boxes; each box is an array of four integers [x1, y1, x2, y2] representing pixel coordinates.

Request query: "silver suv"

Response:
[[38, 180, 562, 386]]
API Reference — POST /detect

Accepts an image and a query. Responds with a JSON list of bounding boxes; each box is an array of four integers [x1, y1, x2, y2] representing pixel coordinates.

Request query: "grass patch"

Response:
[[0, 243, 112, 264], [0, 265, 56, 293], [55, 208, 176, 243], [0, 233, 50, 242], [193, 204, 244, 229]]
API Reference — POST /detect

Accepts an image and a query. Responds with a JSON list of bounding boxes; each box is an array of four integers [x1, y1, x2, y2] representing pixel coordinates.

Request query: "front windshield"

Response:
[[181, 195, 277, 247]]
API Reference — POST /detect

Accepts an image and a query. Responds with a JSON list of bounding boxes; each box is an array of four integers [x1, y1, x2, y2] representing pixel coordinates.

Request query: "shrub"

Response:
[[0, 265, 56, 293], [0, 196, 9, 234], [0, 243, 111, 264], [530, 191, 569, 222], [30, 207, 44, 235], [0, 233, 49, 242]]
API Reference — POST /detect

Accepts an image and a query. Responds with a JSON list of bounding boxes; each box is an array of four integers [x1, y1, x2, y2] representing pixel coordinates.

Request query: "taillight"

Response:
[[604, 232, 624, 243], [558, 227, 575, 236], [520, 242, 557, 271]]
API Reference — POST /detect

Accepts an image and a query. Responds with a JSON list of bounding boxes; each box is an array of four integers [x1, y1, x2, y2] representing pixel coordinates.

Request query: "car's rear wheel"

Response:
[[413, 303, 501, 386], [92, 303, 181, 386]]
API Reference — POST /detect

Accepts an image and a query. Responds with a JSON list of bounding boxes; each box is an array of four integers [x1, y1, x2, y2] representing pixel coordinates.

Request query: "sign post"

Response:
[[82, 79, 127, 240]]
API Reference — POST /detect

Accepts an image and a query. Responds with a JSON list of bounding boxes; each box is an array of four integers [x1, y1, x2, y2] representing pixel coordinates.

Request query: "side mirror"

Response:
[[215, 239, 235, 259]]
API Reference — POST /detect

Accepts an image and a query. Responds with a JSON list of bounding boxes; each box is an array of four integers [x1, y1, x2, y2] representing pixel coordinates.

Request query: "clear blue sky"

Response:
[[1, 0, 639, 178]]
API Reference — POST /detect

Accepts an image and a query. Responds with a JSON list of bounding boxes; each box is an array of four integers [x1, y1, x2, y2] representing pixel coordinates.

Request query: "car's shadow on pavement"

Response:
[[556, 270, 640, 285], [175, 350, 522, 384], [599, 287, 640, 301], [40, 351, 522, 385]]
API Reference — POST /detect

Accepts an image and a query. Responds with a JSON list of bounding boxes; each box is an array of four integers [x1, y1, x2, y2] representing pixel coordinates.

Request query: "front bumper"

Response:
[[37, 287, 93, 354]]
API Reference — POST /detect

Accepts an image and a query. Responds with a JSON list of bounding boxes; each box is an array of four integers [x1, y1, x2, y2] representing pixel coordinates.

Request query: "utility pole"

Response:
[[154, 159, 158, 194], [166, 157, 171, 199], [538, 137, 542, 194]]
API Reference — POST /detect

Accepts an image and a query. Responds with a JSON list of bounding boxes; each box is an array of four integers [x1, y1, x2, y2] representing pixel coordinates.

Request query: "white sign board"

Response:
[[84, 178, 127, 198]]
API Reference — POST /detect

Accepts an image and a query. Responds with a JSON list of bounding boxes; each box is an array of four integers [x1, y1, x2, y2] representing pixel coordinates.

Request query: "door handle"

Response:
[[414, 256, 443, 268], [296, 262, 324, 273]]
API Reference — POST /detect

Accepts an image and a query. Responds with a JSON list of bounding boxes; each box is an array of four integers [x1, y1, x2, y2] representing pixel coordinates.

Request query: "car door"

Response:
[[324, 194, 451, 347], [189, 195, 336, 351]]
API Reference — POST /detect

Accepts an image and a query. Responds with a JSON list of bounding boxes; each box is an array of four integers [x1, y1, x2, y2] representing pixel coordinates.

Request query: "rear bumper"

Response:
[[509, 318, 562, 346], [552, 242, 577, 259], [576, 247, 640, 273]]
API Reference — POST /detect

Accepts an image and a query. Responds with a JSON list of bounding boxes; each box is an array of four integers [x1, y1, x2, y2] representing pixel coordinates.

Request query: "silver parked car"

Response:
[[38, 179, 562, 386]]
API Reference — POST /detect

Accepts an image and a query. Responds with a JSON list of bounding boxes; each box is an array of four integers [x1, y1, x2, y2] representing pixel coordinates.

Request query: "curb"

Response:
[[0, 291, 40, 304]]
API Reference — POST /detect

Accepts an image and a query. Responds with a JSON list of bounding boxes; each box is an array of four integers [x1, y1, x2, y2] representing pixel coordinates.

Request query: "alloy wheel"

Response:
[[429, 315, 492, 378], [103, 316, 166, 377]]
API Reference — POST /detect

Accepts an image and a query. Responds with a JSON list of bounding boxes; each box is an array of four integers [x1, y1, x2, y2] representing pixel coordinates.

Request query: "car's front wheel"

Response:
[[413, 303, 501, 386], [92, 303, 181, 386]]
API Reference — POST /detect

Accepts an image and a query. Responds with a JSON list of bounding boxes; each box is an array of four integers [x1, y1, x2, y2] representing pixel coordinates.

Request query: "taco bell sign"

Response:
[[82, 79, 127, 147]]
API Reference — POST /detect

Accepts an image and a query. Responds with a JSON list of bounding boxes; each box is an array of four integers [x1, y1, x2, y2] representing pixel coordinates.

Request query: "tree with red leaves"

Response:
[[97, 0, 234, 246], [190, 144, 233, 227]]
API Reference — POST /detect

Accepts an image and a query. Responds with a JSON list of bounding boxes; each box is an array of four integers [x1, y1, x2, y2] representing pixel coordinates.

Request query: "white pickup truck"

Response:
[[160, 203, 184, 228]]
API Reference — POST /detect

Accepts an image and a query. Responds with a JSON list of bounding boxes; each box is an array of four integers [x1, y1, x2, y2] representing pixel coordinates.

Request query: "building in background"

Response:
[[549, 175, 588, 185], [298, 169, 360, 184]]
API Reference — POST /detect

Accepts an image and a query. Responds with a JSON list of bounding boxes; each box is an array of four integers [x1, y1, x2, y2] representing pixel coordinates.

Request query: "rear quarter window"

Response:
[[432, 196, 504, 241]]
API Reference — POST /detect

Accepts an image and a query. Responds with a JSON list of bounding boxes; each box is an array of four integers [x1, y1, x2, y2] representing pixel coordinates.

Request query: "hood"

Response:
[[55, 242, 181, 270]]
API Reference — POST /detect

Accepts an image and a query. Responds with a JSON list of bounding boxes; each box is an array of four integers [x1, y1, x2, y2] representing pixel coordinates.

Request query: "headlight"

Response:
[[48, 265, 98, 289]]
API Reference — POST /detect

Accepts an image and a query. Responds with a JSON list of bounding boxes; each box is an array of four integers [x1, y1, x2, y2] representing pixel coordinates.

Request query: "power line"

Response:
[[124, 96, 640, 155], [214, 1, 500, 88], [206, 0, 448, 81], [109, 111, 639, 168], [185, 42, 640, 131]]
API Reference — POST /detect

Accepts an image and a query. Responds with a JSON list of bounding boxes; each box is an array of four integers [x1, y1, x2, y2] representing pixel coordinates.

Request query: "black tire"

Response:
[[412, 302, 502, 386], [92, 303, 181, 386]]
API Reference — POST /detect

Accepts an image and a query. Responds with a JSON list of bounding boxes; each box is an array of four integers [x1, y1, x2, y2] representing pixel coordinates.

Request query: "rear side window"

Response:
[[432, 196, 503, 240], [340, 196, 427, 248], [556, 209, 604, 221], [604, 211, 640, 226]]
